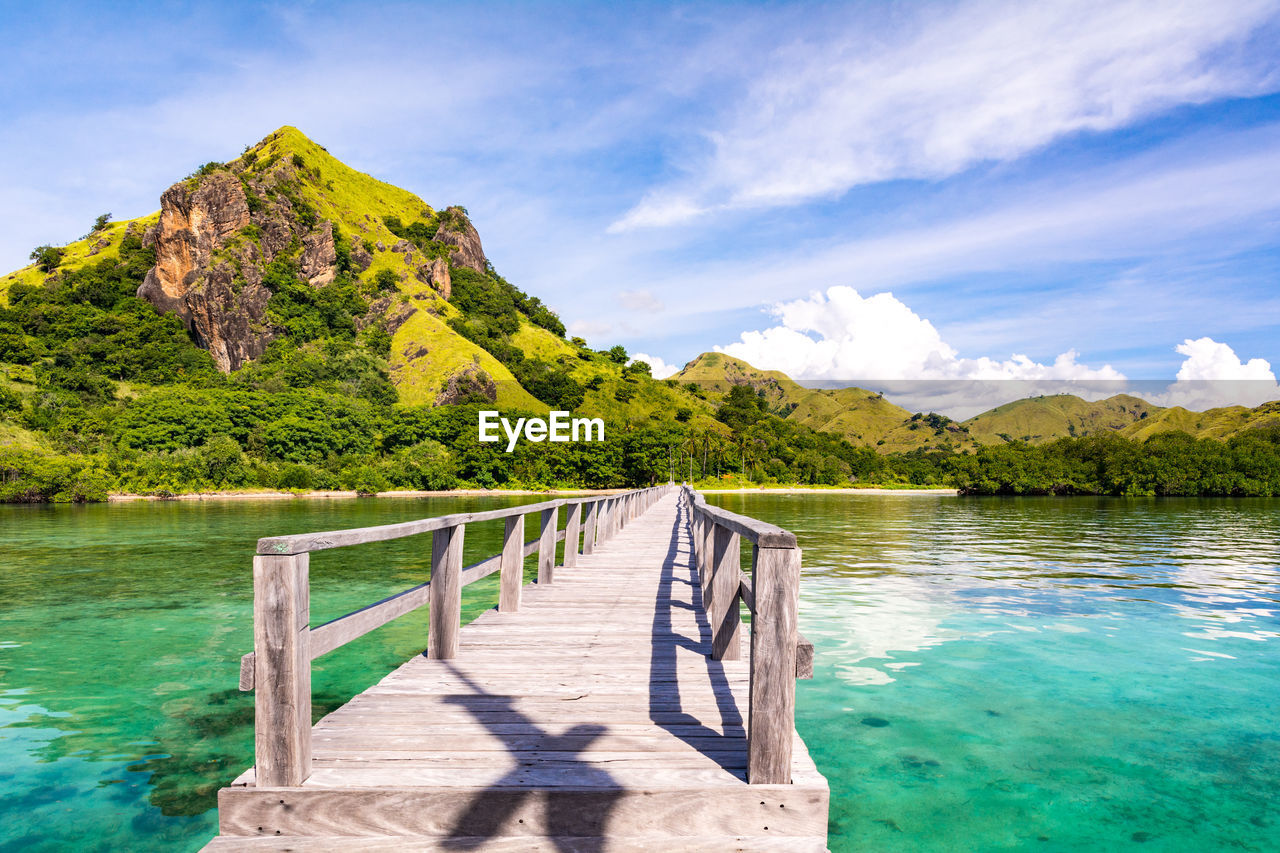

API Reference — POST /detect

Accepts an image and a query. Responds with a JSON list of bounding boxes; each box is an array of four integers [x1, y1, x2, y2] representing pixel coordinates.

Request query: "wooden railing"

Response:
[[238, 485, 670, 787], [682, 485, 814, 785]]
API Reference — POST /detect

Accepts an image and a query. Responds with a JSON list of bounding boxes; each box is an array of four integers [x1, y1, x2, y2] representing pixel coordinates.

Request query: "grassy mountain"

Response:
[[963, 393, 1161, 444], [674, 352, 976, 453], [0, 126, 834, 498], [674, 353, 1280, 451]]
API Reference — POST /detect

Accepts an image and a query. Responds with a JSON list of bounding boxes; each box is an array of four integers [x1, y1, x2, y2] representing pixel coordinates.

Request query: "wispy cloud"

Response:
[[617, 289, 665, 313], [612, 0, 1280, 231], [606, 123, 1280, 355]]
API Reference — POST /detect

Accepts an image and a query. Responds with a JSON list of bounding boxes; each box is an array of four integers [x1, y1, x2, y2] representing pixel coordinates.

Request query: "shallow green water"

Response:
[[1, 495, 1277, 851], [710, 493, 1280, 852]]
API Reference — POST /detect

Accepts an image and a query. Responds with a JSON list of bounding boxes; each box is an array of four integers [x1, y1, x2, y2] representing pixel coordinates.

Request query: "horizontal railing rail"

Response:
[[240, 485, 670, 787], [682, 485, 814, 785]]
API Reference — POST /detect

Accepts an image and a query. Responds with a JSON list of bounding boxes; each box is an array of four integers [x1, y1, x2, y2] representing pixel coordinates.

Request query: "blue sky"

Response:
[[3, 0, 1280, 412]]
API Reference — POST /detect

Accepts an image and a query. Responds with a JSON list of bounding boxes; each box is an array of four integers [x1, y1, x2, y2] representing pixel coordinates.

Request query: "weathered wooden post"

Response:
[[693, 509, 704, 574], [747, 542, 800, 784], [538, 506, 558, 583], [498, 514, 524, 612], [701, 514, 715, 597], [564, 503, 582, 567], [710, 525, 742, 661], [583, 500, 598, 555], [429, 524, 464, 659], [254, 553, 311, 787]]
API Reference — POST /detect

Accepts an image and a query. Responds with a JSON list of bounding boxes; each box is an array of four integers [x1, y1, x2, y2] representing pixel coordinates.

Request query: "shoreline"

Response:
[[106, 485, 957, 502], [697, 487, 957, 495]]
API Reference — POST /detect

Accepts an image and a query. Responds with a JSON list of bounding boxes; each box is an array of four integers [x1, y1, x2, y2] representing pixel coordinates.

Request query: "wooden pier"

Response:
[[204, 486, 829, 851]]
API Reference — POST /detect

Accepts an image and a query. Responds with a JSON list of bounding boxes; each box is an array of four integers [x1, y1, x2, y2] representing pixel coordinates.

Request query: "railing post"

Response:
[[583, 500, 598, 555], [701, 514, 715, 598], [564, 503, 581, 567], [253, 553, 311, 787], [747, 543, 800, 784], [538, 506, 558, 583], [499, 514, 524, 612], [429, 524, 464, 659], [710, 525, 742, 661]]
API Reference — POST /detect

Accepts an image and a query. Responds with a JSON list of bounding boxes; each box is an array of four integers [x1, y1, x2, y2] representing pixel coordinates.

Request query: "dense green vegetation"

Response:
[[949, 431, 1280, 496]]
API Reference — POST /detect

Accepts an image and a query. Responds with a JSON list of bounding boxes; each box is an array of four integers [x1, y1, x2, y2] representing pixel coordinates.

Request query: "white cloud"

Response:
[[618, 289, 665, 313], [612, 0, 1280, 229], [1148, 338, 1280, 409], [716, 285, 1124, 384], [1174, 337, 1275, 382], [630, 352, 680, 379], [715, 289, 1280, 417]]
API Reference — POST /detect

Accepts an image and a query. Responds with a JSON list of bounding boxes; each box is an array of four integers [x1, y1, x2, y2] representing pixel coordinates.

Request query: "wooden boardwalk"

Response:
[[205, 490, 829, 851]]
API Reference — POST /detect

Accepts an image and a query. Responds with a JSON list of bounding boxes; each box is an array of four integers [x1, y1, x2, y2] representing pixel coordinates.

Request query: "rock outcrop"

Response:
[[137, 172, 271, 371], [300, 221, 336, 285], [434, 364, 497, 405], [433, 207, 487, 273], [136, 167, 345, 372], [416, 257, 451, 300]]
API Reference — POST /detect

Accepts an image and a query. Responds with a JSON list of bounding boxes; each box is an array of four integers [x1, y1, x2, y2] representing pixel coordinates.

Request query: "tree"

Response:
[[92, 213, 113, 233], [29, 245, 63, 272], [607, 345, 628, 364]]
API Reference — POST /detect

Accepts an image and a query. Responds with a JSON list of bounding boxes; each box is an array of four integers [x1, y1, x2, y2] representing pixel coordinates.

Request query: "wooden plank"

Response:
[[498, 514, 523, 613], [253, 553, 311, 787], [308, 580, 430, 661], [710, 525, 742, 661], [685, 488, 796, 548], [203, 834, 830, 852], [564, 503, 581, 567], [305, 751, 748, 769], [738, 570, 756, 613], [796, 632, 814, 680], [746, 545, 799, 784], [582, 501, 598, 555], [256, 499, 565, 556], [427, 525, 463, 660], [537, 507, 558, 584], [217, 784, 829, 838], [239, 652, 254, 692]]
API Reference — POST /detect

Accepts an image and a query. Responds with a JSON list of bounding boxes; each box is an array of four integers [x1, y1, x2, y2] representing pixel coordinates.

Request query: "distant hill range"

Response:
[[674, 352, 1280, 453]]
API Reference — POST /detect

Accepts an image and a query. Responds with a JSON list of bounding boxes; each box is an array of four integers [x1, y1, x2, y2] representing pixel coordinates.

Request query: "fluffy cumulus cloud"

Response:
[[630, 352, 680, 379], [1174, 337, 1275, 381], [612, 0, 1280, 230], [716, 286, 1123, 383], [1151, 337, 1280, 409], [716, 287, 1280, 416]]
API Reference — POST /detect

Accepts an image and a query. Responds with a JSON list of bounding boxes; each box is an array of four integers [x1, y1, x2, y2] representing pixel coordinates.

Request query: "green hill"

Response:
[[963, 393, 1161, 444], [674, 352, 975, 453]]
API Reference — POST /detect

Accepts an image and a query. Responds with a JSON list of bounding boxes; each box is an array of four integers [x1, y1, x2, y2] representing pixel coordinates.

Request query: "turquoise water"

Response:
[[0, 497, 554, 851], [710, 494, 1280, 852], [1, 495, 1277, 850]]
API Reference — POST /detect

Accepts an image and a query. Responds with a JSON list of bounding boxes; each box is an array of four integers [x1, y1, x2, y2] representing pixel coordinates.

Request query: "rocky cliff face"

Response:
[[137, 173, 274, 372], [137, 166, 343, 372], [434, 206, 487, 273]]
